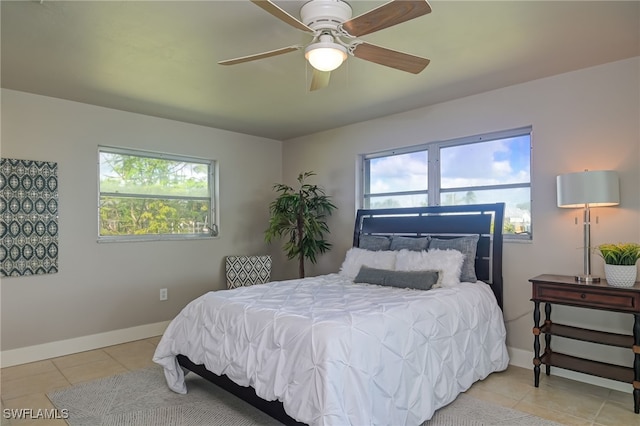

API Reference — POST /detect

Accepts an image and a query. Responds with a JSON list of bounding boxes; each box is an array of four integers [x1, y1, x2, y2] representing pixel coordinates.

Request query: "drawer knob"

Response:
[[581, 293, 586, 299]]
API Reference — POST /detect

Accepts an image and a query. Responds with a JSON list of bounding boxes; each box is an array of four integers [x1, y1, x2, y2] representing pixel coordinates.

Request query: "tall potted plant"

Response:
[[598, 243, 640, 287], [265, 172, 337, 278]]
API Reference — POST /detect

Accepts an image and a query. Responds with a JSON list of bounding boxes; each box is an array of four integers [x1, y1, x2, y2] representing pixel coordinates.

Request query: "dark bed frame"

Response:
[[352, 203, 504, 308], [177, 203, 505, 425]]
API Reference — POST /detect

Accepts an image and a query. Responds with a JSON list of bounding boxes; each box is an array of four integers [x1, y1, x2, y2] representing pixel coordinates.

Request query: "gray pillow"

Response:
[[429, 235, 479, 282], [389, 236, 430, 251], [358, 235, 391, 251], [354, 265, 441, 290]]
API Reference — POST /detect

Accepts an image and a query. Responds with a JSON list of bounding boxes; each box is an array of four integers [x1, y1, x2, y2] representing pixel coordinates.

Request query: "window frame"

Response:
[[97, 146, 219, 243], [359, 126, 533, 241]]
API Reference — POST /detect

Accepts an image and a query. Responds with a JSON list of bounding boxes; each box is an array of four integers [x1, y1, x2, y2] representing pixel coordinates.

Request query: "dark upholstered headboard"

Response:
[[352, 203, 505, 309]]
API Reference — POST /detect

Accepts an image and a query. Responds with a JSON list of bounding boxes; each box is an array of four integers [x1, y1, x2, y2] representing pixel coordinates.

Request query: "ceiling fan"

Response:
[[219, 0, 432, 91]]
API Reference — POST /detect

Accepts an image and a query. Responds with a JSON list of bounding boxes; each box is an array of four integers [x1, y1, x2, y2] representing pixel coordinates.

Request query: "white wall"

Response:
[[0, 89, 282, 358], [283, 58, 640, 368]]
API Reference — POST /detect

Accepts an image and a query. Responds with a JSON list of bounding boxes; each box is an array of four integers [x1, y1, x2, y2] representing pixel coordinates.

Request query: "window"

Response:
[[98, 146, 217, 242], [361, 127, 532, 240]]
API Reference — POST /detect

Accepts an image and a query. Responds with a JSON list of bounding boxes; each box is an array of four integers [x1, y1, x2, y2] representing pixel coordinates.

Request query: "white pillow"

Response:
[[395, 249, 464, 288], [339, 247, 396, 280]]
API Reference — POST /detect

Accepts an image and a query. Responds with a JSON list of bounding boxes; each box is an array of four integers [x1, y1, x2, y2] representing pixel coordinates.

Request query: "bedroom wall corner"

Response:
[[0, 89, 283, 356]]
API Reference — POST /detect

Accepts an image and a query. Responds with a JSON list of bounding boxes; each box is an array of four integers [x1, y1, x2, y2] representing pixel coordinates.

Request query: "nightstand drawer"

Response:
[[533, 283, 640, 312]]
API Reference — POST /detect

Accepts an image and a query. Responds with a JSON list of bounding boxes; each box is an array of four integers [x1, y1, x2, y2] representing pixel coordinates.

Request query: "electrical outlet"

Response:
[[160, 288, 168, 301]]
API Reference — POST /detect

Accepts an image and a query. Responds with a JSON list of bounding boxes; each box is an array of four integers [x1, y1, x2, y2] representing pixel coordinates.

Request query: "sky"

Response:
[[369, 135, 530, 194], [367, 134, 532, 231]]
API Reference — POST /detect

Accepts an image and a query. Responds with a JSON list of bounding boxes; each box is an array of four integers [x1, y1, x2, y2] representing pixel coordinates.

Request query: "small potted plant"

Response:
[[598, 243, 640, 287]]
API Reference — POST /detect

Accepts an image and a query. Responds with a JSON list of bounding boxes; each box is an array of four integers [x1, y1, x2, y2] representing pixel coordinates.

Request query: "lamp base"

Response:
[[575, 274, 601, 283]]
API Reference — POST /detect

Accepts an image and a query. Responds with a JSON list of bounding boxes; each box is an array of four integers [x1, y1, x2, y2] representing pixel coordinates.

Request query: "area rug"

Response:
[[48, 366, 561, 426]]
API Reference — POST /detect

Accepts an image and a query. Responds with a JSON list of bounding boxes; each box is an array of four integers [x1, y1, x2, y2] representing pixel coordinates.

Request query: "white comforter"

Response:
[[153, 273, 509, 426]]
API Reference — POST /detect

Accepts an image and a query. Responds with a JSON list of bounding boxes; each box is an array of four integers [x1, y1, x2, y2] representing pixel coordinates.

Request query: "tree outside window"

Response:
[[98, 147, 217, 241]]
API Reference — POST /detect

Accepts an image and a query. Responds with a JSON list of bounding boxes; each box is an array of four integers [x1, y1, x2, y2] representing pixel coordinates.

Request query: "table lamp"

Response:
[[556, 170, 620, 282]]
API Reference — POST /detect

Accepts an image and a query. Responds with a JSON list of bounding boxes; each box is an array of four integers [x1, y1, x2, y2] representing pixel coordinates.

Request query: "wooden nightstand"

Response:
[[529, 274, 640, 414]]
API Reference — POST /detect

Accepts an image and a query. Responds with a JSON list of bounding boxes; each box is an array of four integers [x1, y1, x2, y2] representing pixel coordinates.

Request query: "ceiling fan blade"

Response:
[[250, 0, 314, 33], [352, 42, 430, 74], [310, 69, 331, 91], [341, 0, 432, 37], [218, 46, 301, 66]]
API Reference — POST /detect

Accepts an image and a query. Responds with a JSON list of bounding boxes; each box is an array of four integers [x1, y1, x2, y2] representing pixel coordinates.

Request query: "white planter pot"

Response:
[[604, 264, 638, 287]]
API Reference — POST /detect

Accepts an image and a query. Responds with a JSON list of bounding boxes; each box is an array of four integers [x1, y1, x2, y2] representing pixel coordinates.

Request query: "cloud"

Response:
[[367, 135, 530, 194], [369, 152, 427, 193]]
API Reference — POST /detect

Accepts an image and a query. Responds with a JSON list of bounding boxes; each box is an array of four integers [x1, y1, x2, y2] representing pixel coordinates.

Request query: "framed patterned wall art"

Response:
[[1, 158, 59, 277]]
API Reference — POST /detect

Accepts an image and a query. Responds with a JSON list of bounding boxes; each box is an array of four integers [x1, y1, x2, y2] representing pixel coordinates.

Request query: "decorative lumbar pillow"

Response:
[[358, 235, 391, 251], [339, 247, 396, 280], [429, 235, 480, 282], [354, 266, 441, 290], [389, 236, 430, 251], [395, 249, 464, 288]]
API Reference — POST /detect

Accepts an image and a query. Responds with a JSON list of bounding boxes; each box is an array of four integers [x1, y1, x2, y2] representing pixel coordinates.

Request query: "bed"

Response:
[[153, 203, 508, 425]]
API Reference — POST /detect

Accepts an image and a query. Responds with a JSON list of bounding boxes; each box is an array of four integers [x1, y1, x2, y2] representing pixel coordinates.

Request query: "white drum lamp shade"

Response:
[[557, 170, 620, 208]]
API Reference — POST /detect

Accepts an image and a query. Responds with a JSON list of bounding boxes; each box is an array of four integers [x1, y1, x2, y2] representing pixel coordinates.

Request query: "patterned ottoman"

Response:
[[225, 255, 272, 289]]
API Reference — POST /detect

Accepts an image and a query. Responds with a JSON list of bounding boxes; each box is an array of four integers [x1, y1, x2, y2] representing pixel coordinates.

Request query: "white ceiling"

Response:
[[2, 1, 638, 140]]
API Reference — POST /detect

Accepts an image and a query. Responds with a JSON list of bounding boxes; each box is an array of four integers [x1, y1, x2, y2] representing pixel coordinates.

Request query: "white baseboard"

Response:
[[507, 346, 633, 393], [0, 321, 170, 368]]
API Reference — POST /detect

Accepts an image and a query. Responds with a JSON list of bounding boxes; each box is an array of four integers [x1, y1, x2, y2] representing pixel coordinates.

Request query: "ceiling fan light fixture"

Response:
[[305, 42, 347, 72]]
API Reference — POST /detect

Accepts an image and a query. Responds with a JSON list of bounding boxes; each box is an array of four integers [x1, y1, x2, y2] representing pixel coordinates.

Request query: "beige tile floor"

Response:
[[1, 337, 639, 425]]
